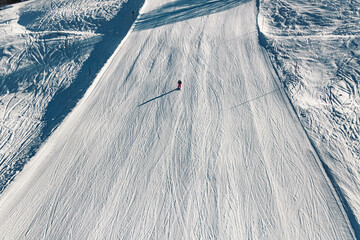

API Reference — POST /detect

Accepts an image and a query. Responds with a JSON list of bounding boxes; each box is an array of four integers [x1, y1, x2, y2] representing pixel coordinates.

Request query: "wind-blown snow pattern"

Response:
[[0, 0, 357, 239], [0, 0, 143, 193], [258, 0, 360, 236]]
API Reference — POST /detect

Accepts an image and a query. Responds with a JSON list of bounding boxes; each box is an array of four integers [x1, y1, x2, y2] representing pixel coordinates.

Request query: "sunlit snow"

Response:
[[0, 0, 359, 239]]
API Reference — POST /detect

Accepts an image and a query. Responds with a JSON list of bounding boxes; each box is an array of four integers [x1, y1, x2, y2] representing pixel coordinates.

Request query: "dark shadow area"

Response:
[[0, 0, 145, 194], [320, 154, 360, 239], [0, 0, 22, 8], [135, 0, 251, 31], [40, 0, 144, 144], [138, 89, 177, 107]]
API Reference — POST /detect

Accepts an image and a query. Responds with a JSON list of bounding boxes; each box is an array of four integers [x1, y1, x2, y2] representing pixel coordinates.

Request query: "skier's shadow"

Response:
[[138, 89, 178, 107]]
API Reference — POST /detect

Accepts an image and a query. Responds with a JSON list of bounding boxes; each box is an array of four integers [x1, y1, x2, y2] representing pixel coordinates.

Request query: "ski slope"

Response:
[[259, 0, 360, 230], [0, 0, 144, 193], [0, 0, 356, 239]]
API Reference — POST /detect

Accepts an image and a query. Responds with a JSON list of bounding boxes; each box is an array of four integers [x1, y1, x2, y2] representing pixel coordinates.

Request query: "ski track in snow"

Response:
[[0, 0, 357, 239], [259, 0, 360, 235], [0, 0, 144, 193]]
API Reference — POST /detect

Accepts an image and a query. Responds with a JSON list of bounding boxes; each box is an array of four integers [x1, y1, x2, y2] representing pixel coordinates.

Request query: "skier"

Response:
[[177, 80, 182, 90]]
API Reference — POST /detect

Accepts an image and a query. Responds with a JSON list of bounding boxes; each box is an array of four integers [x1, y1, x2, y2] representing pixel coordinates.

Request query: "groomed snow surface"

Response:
[[0, 0, 143, 193], [0, 0, 358, 239]]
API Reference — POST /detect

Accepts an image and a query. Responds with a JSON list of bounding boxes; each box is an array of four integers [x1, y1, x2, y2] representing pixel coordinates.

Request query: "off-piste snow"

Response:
[[0, 0, 356, 239]]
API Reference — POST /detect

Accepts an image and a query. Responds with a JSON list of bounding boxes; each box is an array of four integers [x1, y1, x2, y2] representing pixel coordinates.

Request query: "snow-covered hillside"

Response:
[[258, 0, 360, 234], [0, 0, 143, 193], [0, 0, 357, 239]]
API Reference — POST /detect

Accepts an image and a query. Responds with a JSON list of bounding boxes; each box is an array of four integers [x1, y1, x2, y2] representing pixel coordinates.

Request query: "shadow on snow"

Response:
[[138, 89, 178, 107], [135, 0, 251, 31], [0, 0, 145, 194]]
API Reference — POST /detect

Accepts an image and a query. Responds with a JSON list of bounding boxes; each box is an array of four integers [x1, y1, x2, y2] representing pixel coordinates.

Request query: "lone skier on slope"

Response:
[[177, 80, 182, 90]]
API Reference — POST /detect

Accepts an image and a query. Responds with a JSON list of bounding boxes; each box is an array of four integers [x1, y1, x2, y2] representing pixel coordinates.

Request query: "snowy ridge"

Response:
[[0, 0, 356, 239], [0, 0, 144, 193], [266, 33, 360, 40], [258, 0, 360, 235]]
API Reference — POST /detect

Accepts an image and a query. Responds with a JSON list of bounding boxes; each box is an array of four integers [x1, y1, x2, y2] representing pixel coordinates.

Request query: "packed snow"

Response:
[[0, 0, 359, 239], [0, 0, 143, 193]]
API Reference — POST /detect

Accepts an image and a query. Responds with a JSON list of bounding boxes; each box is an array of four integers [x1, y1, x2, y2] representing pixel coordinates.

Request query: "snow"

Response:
[[0, 0, 143, 193], [259, 0, 360, 235], [0, 0, 358, 239]]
